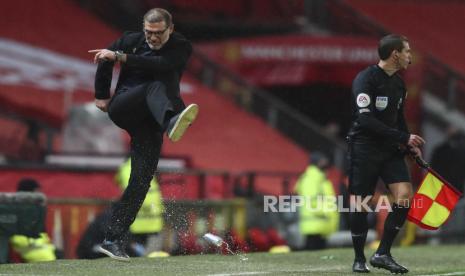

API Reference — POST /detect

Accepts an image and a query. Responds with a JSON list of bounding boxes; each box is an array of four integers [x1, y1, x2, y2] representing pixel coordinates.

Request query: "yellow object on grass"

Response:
[[147, 251, 170, 258], [268, 245, 291, 254]]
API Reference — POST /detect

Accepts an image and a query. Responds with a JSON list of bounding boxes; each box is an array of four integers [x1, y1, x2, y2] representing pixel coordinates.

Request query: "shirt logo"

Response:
[[397, 98, 403, 109], [356, 93, 370, 108], [375, 96, 388, 111]]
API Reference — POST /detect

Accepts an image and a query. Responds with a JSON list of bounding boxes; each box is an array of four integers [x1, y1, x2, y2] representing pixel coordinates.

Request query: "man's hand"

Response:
[[409, 146, 422, 158], [95, 98, 111, 112], [408, 134, 425, 147], [88, 49, 116, 64]]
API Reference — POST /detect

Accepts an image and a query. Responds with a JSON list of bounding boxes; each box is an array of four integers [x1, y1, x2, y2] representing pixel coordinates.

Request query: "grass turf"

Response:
[[1, 245, 465, 275]]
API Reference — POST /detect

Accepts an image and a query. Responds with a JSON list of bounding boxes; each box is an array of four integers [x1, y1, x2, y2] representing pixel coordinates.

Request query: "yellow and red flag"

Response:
[[408, 169, 462, 230]]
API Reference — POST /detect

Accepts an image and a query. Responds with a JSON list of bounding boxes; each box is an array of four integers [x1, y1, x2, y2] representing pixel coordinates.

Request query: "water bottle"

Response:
[[203, 233, 224, 247]]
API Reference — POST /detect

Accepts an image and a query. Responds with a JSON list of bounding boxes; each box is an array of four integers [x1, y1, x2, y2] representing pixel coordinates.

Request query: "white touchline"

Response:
[[206, 273, 266, 276], [206, 268, 329, 276], [0, 274, 58, 276], [417, 272, 465, 276], [207, 270, 465, 276]]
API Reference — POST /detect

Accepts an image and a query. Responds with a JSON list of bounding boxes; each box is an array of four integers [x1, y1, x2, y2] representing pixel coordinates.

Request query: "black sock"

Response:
[[376, 203, 410, 255], [350, 211, 368, 261]]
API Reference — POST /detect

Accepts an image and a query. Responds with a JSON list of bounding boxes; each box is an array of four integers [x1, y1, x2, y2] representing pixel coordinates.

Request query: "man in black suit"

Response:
[[88, 8, 198, 261]]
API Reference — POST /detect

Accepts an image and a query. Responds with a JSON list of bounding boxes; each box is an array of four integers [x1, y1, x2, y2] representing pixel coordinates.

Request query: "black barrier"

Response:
[[0, 192, 46, 263]]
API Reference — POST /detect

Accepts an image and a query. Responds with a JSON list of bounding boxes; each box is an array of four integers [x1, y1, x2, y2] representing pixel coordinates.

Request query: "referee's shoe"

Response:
[[352, 259, 370, 273], [370, 254, 408, 274], [168, 104, 199, 142]]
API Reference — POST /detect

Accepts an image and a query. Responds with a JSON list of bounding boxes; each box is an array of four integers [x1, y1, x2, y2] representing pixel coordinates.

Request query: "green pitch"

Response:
[[1, 245, 465, 275]]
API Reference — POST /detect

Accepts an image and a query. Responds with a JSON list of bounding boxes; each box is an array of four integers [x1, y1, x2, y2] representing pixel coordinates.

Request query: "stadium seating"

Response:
[[345, 0, 465, 76], [146, 0, 304, 23], [163, 75, 308, 172], [0, 0, 308, 174]]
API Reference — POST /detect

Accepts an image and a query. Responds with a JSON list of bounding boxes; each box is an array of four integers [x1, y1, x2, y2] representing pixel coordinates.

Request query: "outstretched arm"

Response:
[[89, 35, 127, 101], [125, 46, 191, 71], [124, 42, 192, 72], [88, 49, 118, 64]]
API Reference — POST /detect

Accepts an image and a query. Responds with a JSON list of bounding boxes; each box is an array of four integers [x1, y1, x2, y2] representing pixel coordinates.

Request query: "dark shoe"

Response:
[[370, 254, 408, 274], [168, 104, 199, 142], [96, 240, 130, 261], [353, 260, 370, 273]]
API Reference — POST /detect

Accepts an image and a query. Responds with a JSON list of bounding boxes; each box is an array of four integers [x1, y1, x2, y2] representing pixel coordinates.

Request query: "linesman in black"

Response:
[[88, 8, 198, 261], [347, 34, 425, 274]]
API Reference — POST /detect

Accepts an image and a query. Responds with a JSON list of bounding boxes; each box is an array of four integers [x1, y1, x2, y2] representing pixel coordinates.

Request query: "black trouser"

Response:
[[105, 81, 172, 242]]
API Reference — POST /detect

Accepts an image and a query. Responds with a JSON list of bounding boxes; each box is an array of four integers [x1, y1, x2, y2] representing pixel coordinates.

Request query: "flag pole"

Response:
[[412, 154, 430, 170], [403, 146, 430, 169], [406, 147, 463, 196]]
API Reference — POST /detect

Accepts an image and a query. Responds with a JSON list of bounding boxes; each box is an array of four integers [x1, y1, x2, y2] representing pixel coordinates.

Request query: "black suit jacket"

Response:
[[94, 31, 192, 113]]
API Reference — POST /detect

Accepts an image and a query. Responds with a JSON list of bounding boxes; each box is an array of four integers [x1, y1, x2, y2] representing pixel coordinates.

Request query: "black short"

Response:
[[348, 142, 410, 196]]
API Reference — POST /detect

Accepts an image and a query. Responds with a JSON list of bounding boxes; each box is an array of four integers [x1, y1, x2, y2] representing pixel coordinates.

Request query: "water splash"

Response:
[[203, 233, 248, 261]]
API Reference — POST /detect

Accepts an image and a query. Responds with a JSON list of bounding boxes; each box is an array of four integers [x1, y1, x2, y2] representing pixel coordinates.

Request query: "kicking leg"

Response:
[[167, 103, 199, 142]]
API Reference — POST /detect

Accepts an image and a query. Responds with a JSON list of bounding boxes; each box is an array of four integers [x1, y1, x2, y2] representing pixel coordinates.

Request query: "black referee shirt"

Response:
[[348, 65, 410, 145]]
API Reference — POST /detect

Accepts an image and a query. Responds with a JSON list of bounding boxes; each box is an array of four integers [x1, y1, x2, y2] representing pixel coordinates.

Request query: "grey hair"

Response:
[[143, 8, 172, 26]]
